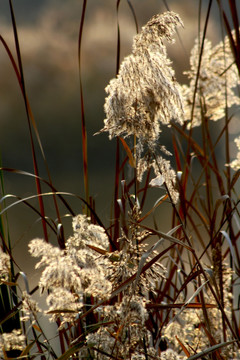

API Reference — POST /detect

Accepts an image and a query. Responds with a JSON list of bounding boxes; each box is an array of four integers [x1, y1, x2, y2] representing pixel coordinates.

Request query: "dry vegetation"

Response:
[[1, 1, 240, 359]]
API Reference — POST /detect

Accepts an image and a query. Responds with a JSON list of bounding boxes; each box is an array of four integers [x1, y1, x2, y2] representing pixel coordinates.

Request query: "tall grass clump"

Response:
[[1, 1, 240, 359]]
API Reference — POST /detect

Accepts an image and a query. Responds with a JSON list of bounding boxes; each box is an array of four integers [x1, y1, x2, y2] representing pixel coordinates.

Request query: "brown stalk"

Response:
[[8, 0, 49, 243], [78, 0, 89, 216]]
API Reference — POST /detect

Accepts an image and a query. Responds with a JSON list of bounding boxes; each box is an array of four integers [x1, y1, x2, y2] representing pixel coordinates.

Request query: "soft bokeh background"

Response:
[[0, 0, 239, 272]]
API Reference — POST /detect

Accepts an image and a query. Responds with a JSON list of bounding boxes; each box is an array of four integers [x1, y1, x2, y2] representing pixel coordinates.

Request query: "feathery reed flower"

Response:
[[29, 215, 112, 325], [182, 32, 240, 127], [160, 349, 183, 360], [0, 329, 25, 356], [86, 295, 160, 359], [107, 239, 166, 296], [101, 11, 184, 147], [151, 155, 179, 204], [100, 12, 184, 204], [162, 266, 240, 358], [0, 247, 10, 282], [136, 154, 179, 203], [106, 204, 166, 296], [69, 213, 109, 251], [229, 135, 240, 170], [21, 291, 42, 322]]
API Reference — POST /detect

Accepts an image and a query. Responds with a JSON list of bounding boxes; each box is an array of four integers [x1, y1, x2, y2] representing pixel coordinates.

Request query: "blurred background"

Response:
[[0, 0, 239, 274]]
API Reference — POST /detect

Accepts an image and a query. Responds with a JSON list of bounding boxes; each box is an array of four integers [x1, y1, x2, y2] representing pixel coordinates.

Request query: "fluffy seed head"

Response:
[[101, 11, 184, 148]]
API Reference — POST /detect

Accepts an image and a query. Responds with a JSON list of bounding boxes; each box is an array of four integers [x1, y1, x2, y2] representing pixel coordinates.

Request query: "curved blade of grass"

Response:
[[221, 230, 237, 266], [170, 280, 209, 324], [126, 0, 138, 33], [20, 341, 36, 357], [138, 194, 168, 222], [0, 167, 75, 216], [134, 225, 181, 290], [199, 198, 240, 261], [156, 267, 205, 336], [0, 194, 58, 236], [57, 341, 85, 360], [176, 269, 202, 300], [119, 137, 135, 167], [0, 190, 117, 251], [0, 192, 73, 222], [138, 223, 193, 252], [187, 340, 237, 360]]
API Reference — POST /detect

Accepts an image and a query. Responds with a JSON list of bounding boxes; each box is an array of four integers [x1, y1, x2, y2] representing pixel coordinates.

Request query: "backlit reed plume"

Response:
[[162, 267, 240, 359], [102, 11, 184, 145], [0, 247, 10, 282], [101, 11, 184, 203], [229, 135, 240, 170], [0, 330, 25, 357], [29, 214, 112, 326], [182, 32, 240, 127]]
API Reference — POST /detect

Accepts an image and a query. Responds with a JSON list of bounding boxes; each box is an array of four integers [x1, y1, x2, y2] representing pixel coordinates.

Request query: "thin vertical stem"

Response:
[[8, 0, 49, 242], [78, 0, 89, 215]]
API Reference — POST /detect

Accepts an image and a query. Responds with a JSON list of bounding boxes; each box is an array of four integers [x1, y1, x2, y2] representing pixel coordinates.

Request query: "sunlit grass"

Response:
[[0, 1, 240, 359]]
